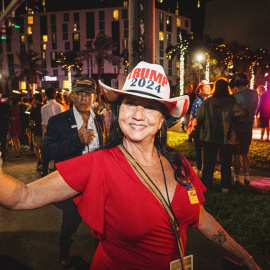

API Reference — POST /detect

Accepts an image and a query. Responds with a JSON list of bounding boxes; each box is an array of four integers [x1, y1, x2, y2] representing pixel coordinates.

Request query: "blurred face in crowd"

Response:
[[201, 85, 211, 96], [72, 91, 95, 114]]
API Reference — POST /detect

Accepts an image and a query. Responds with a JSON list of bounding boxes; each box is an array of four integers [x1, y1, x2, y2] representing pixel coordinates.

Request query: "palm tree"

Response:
[[166, 33, 189, 95], [16, 50, 47, 82], [56, 51, 83, 91], [80, 32, 120, 96]]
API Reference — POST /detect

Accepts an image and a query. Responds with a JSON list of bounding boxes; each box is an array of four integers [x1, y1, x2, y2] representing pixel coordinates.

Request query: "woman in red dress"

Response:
[[0, 62, 261, 270]]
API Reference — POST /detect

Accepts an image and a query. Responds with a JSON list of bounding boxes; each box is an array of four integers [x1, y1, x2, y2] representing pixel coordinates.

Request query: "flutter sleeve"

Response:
[[56, 151, 107, 237]]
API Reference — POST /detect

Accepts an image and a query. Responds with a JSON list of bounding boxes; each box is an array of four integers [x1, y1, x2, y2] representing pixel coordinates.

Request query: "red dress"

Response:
[[9, 106, 22, 137], [56, 146, 206, 270]]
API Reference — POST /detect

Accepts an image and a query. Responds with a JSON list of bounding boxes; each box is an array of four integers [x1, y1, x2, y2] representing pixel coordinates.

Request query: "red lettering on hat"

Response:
[[162, 76, 168, 87], [140, 68, 150, 78], [149, 70, 163, 85], [128, 69, 134, 80], [133, 68, 141, 78]]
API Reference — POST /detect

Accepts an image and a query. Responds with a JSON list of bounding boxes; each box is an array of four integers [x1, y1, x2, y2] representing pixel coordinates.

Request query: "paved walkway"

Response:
[[0, 147, 269, 270]]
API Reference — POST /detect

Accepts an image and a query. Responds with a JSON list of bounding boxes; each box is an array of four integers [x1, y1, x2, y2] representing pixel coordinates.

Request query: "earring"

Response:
[[159, 129, 162, 144]]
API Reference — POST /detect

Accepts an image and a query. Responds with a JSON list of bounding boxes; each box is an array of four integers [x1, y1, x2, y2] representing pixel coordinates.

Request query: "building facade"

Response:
[[0, 3, 191, 95]]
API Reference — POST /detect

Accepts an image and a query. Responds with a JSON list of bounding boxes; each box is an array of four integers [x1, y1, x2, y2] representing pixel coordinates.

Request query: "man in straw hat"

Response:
[[0, 62, 260, 270]]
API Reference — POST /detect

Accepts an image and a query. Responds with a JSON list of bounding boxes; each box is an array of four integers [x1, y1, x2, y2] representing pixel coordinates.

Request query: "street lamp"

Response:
[[196, 53, 204, 83]]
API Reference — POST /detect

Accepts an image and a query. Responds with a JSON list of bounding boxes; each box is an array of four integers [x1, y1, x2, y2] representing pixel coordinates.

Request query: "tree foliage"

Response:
[[15, 50, 47, 81], [80, 32, 120, 81]]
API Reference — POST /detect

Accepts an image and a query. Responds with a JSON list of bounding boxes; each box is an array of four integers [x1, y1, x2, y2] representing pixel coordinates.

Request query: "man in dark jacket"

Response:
[[42, 76, 106, 267]]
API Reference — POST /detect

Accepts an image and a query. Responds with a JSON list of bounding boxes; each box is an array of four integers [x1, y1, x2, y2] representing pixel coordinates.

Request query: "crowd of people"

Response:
[[0, 62, 263, 269], [180, 73, 269, 192], [0, 85, 112, 169]]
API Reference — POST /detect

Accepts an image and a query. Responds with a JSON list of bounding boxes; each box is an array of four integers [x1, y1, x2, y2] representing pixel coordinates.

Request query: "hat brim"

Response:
[[196, 82, 213, 92], [72, 87, 95, 93], [99, 80, 189, 118]]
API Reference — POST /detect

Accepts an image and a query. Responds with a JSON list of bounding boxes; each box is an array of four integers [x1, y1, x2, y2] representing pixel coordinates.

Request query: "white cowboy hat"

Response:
[[99, 61, 189, 118]]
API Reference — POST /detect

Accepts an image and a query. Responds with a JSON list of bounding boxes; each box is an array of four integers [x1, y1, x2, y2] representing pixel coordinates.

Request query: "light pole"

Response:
[[196, 53, 204, 83]]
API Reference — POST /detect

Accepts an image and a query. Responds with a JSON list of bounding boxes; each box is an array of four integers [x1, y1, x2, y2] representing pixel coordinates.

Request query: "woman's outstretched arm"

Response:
[[0, 170, 79, 210], [198, 205, 261, 270]]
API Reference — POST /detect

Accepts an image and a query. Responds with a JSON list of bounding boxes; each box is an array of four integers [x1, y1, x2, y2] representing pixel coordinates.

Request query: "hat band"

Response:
[[125, 90, 162, 100]]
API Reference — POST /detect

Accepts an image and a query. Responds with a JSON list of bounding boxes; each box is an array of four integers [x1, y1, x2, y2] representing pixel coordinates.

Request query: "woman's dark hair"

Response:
[[103, 95, 190, 182], [213, 79, 230, 98], [229, 73, 249, 87]]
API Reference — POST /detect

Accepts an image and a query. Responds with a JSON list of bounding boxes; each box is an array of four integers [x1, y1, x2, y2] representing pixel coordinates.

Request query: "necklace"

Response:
[[132, 149, 161, 167], [134, 157, 160, 167]]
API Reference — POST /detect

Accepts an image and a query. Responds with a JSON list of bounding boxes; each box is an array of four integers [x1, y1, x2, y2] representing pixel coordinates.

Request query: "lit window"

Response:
[[28, 16, 33, 25], [42, 43, 46, 50], [43, 35, 48, 42], [42, 0, 45, 6], [74, 23, 77, 31], [159, 32, 164, 41], [42, 52, 46, 59], [166, 16, 171, 25], [19, 81, 27, 90], [177, 18, 181, 27], [27, 26, 32, 35], [21, 35, 25, 43], [63, 80, 69, 89], [51, 33, 56, 42], [159, 12, 164, 22], [51, 52, 56, 60], [175, 10, 179, 16], [123, 1, 128, 8], [113, 10, 119, 20], [176, 61, 180, 69], [157, 0, 163, 3], [73, 33, 79, 41], [122, 38, 128, 48]]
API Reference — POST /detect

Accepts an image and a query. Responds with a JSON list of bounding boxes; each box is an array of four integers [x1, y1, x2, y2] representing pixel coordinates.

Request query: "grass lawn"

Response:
[[167, 131, 270, 171], [167, 131, 270, 254]]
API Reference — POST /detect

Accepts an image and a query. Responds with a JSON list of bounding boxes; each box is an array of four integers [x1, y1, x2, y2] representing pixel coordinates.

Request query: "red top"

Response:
[[56, 146, 206, 270]]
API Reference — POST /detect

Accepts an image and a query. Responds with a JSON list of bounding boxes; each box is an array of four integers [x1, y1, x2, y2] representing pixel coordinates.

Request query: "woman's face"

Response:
[[119, 96, 164, 144]]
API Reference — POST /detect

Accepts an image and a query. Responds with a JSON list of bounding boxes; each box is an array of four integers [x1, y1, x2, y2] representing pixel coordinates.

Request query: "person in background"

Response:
[[183, 84, 196, 141], [30, 93, 44, 171], [41, 88, 65, 176], [0, 62, 260, 270], [91, 94, 105, 114], [42, 76, 106, 267], [230, 73, 258, 185], [0, 94, 11, 161], [100, 100, 112, 135], [19, 96, 31, 148], [9, 98, 22, 158], [256, 85, 265, 98], [255, 85, 270, 141], [190, 80, 212, 177], [56, 92, 69, 111], [196, 78, 247, 192]]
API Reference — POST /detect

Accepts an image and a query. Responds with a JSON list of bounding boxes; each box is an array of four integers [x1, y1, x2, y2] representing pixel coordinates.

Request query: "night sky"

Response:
[[204, 0, 270, 51]]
